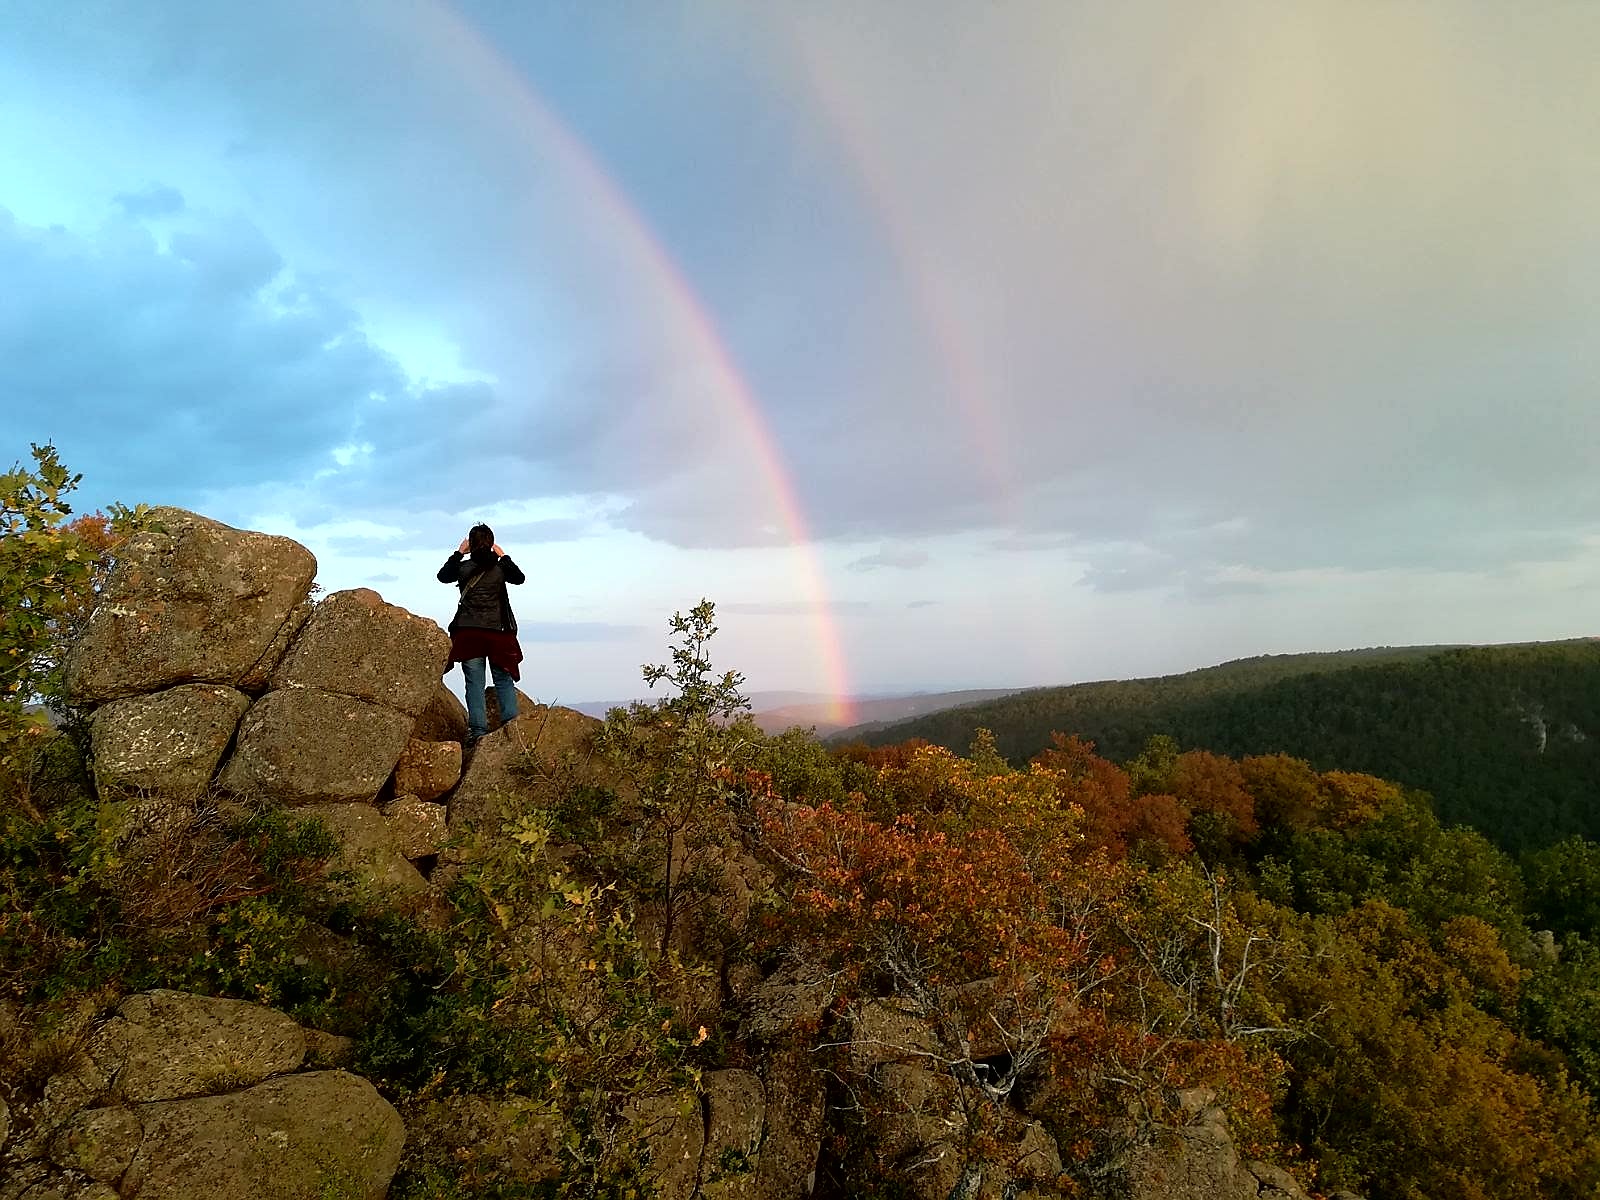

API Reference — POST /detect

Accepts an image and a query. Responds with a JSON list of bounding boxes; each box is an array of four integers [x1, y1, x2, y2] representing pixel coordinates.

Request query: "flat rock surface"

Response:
[[63, 507, 316, 704], [90, 684, 251, 799], [121, 1070, 405, 1200], [220, 688, 413, 805], [271, 588, 449, 719], [86, 990, 306, 1104]]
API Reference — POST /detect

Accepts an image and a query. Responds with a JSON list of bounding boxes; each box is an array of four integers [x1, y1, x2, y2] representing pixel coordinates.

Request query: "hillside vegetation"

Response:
[[841, 641, 1600, 852], [10, 448, 1600, 1199]]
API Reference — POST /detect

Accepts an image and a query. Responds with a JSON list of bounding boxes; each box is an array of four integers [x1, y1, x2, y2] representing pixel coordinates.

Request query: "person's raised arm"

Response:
[[437, 541, 467, 583], [496, 546, 526, 585]]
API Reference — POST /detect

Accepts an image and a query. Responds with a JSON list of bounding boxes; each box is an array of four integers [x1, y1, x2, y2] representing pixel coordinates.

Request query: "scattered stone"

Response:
[[301, 803, 428, 900], [382, 796, 450, 860], [271, 588, 449, 719], [741, 963, 834, 1044], [48, 1106, 142, 1182], [90, 684, 251, 799], [86, 990, 305, 1104], [220, 688, 413, 805], [392, 738, 462, 803], [63, 507, 316, 704], [121, 1070, 404, 1200]]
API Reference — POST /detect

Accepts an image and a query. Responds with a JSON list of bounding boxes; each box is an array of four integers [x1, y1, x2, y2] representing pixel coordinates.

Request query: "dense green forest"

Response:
[[840, 642, 1600, 852]]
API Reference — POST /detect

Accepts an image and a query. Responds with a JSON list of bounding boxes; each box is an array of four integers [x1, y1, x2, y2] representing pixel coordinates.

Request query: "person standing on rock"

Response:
[[438, 524, 525, 747]]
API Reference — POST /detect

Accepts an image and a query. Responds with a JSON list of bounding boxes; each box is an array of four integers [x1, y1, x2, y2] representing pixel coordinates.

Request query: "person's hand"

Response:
[[492, 543, 505, 556], [457, 537, 469, 554]]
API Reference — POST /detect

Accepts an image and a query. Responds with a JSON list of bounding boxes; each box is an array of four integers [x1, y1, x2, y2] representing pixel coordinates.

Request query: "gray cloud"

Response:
[[4, 0, 1598, 603], [848, 547, 930, 573]]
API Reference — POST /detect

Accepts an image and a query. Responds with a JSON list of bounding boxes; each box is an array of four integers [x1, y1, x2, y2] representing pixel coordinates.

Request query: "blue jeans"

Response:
[[461, 657, 518, 739]]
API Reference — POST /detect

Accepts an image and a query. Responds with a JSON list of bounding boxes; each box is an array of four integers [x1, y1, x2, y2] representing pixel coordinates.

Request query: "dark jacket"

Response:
[[438, 550, 525, 634]]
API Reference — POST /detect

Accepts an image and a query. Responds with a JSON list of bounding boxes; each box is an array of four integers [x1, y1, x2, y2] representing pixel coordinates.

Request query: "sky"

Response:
[[3, 2, 1598, 712]]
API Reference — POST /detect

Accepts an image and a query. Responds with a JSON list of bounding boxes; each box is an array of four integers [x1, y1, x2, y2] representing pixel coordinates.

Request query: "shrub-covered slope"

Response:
[[842, 641, 1600, 851]]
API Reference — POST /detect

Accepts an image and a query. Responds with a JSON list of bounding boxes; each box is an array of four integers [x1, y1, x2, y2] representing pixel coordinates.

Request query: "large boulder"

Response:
[[1128, 1091, 1311, 1200], [393, 737, 461, 803], [85, 990, 306, 1104], [220, 689, 413, 805], [63, 508, 316, 704], [449, 705, 602, 835], [236, 598, 312, 694], [121, 1070, 404, 1200], [90, 684, 251, 799], [271, 588, 449, 719]]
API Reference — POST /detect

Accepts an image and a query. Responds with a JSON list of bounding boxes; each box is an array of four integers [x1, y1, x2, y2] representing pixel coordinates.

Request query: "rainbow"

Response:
[[420, 3, 856, 725], [785, 22, 1017, 520]]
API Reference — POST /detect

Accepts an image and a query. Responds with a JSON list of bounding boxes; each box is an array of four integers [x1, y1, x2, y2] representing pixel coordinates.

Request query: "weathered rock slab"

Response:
[[220, 688, 412, 805], [302, 803, 428, 900], [63, 508, 316, 704], [121, 1070, 404, 1200], [271, 588, 449, 718], [392, 737, 461, 803], [90, 684, 251, 799], [86, 990, 306, 1104], [236, 599, 312, 694]]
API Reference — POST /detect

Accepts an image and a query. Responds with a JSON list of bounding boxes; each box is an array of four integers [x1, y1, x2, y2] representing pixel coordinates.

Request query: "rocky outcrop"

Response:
[[449, 704, 603, 834], [269, 587, 449, 719], [1128, 1089, 1312, 1200], [63, 508, 316, 704], [219, 689, 414, 806], [4, 990, 403, 1200], [90, 684, 251, 799]]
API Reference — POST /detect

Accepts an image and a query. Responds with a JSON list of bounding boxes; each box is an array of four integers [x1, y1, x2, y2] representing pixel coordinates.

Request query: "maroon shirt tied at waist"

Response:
[[447, 628, 523, 681]]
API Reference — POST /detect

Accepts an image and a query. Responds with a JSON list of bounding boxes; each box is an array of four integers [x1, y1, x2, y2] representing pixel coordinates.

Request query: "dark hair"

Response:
[[468, 524, 495, 554]]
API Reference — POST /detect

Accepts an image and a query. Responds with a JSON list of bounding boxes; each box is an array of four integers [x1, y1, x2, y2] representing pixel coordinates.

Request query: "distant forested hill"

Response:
[[837, 641, 1600, 851]]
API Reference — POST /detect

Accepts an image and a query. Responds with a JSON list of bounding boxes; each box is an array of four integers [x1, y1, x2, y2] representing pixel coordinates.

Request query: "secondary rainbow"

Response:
[[419, 2, 856, 725]]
